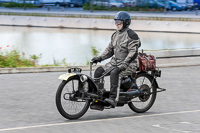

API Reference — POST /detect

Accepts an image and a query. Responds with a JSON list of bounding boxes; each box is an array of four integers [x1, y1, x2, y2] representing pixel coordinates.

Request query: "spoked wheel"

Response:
[[56, 76, 90, 120], [128, 73, 157, 113]]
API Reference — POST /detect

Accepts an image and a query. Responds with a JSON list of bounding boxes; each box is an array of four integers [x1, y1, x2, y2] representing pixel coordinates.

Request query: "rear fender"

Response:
[[136, 71, 159, 89]]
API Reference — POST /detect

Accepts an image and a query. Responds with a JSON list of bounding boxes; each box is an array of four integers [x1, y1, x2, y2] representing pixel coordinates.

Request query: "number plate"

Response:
[[68, 68, 82, 73]]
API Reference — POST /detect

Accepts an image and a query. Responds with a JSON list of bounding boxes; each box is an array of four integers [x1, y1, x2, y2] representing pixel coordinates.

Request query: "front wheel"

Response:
[[128, 73, 157, 113], [56, 76, 90, 120]]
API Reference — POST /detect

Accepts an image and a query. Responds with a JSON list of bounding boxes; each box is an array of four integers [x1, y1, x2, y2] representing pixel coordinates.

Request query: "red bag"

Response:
[[138, 50, 156, 71]]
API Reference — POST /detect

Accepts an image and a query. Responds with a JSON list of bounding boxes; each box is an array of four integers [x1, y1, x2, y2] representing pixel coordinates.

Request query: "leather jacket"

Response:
[[100, 28, 141, 75]]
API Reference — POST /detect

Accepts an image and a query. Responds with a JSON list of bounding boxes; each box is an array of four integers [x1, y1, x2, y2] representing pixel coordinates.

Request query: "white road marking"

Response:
[[152, 124, 192, 133], [153, 121, 197, 132], [0, 109, 200, 132], [180, 122, 192, 124]]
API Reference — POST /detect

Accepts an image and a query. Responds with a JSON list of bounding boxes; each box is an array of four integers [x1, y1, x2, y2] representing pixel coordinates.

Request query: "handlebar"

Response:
[[90, 61, 93, 77]]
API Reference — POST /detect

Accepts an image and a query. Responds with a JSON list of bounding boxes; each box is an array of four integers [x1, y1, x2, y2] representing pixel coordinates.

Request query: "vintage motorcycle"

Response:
[[56, 61, 165, 120]]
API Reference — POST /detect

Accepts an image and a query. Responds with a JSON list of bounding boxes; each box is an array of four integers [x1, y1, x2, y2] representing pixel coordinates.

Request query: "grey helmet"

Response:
[[114, 11, 131, 28]]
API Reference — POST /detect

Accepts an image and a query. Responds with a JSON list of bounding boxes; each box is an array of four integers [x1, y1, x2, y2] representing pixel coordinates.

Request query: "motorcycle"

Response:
[[56, 61, 165, 120]]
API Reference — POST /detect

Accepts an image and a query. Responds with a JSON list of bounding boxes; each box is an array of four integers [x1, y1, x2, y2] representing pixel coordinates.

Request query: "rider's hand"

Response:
[[92, 57, 102, 63], [119, 63, 128, 72]]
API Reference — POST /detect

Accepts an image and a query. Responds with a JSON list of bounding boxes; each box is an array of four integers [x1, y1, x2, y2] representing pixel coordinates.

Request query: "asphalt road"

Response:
[[0, 66, 200, 133]]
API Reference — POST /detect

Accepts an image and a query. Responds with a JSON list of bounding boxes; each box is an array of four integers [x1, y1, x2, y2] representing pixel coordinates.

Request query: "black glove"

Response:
[[119, 63, 128, 72], [92, 57, 102, 63]]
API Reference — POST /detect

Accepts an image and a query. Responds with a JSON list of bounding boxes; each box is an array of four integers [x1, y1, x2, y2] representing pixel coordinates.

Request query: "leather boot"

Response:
[[105, 96, 116, 108], [105, 84, 118, 108], [105, 67, 120, 108]]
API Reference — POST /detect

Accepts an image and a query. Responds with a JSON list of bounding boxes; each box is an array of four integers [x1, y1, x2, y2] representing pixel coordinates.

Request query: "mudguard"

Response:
[[136, 71, 159, 89], [58, 73, 98, 93]]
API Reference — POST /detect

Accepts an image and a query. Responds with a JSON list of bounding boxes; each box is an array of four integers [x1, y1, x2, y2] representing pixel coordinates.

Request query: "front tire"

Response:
[[128, 73, 157, 113], [56, 76, 90, 120]]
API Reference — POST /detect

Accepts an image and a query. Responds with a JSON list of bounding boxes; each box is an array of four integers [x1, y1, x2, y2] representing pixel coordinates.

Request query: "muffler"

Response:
[[119, 89, 141, 101]]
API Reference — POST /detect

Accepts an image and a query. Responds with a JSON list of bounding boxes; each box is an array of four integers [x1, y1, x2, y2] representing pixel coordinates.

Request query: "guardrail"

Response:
[[1, 15, 200, 33]]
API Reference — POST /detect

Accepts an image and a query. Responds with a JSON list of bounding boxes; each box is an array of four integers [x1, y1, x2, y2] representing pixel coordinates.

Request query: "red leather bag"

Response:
[[138, 50, 156, 71]]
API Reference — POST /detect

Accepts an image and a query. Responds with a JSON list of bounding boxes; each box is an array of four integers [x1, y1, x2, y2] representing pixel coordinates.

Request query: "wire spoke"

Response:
[[61, 79, 87, 115]]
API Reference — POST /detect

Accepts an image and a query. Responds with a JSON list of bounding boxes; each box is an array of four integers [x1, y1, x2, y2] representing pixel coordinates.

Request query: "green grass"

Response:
[[0, 48, 69, 68], [0, 49, 37, 67]]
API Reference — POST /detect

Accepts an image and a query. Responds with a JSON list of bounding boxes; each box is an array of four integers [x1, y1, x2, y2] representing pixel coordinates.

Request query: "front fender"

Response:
[[58, 73, 98, 93]]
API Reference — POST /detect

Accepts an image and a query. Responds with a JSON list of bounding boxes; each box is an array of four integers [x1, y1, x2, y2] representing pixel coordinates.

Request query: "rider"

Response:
[[92, 11, 141, 107]]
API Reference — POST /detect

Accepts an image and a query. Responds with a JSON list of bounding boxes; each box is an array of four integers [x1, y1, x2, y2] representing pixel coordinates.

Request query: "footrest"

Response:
[[157, 87, 166, 92]]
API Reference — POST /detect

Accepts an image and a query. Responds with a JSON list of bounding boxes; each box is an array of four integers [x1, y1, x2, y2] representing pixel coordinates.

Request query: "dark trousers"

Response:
[[94, 66, 120, 98]]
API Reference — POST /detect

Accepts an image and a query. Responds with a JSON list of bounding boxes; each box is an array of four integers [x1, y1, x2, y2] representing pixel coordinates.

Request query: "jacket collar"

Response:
[[117, 27, 129, 34]]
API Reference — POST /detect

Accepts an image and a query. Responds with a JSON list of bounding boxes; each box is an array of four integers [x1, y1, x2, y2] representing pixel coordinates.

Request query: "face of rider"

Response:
[[115, 20, 123, 31]]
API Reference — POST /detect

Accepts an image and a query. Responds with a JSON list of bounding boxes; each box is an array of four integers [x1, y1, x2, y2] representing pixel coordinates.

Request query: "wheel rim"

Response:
[[60, 79, 88, 115], [130, 75, 155, 110]]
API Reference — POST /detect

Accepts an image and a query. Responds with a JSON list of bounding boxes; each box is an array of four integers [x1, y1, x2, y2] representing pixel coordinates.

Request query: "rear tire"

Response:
[[56, 76, 90, 120], [128, 73, 157, 113]]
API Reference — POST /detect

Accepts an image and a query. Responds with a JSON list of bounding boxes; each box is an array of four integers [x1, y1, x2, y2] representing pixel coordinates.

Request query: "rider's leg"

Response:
[[94, 66, 105, 78], [94, 67, 105, 90], [105, 67, 120, 107]]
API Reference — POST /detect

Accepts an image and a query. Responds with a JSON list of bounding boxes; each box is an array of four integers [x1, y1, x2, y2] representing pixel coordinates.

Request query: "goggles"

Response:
[[115, 20, 123, 25]]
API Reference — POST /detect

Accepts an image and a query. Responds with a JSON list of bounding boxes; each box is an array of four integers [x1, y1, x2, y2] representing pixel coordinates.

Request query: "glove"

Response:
[[92, 57, 102, 63], [119, 63, 128, 72]]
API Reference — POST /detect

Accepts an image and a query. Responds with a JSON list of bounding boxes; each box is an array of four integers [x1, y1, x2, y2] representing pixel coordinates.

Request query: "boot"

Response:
[[105, 67, 120, 108], [105, 96, 116, 108], [105, 84, 117, 108]]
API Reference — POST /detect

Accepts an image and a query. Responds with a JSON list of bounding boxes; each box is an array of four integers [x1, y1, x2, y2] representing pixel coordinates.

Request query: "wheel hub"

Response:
[[139, 84, 151, 102]]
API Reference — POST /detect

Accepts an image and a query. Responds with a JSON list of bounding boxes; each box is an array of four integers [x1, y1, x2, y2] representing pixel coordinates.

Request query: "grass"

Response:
[[0, 49, 37, 67], [0, 47, 68, 68]]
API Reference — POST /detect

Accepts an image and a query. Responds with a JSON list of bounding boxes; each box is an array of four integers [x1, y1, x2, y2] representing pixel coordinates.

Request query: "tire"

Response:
[[56, 76, 90, 120], [128, 73, 157, 113]]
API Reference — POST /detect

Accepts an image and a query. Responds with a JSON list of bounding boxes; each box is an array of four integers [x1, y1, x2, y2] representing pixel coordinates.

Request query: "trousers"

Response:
[[94, 66, 120, 98]]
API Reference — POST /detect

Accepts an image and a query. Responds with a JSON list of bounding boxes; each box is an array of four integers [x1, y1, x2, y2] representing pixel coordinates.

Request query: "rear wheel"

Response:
[[128, 73, 157, 113], [56, 76, 90, 120]]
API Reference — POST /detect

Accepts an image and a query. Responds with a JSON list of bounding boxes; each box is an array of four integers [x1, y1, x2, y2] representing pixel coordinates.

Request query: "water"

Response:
[[0, 26, 200, 65]]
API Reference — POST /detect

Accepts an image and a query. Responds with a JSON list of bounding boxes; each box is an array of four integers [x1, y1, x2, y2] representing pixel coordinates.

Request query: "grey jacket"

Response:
[[100, 28, 141, 76]]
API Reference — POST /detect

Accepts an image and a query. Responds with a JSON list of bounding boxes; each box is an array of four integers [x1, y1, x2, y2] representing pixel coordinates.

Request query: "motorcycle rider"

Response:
[[92, 11, 141, 107]]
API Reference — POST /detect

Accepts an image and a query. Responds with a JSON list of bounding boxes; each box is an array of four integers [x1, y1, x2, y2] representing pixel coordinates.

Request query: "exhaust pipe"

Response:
[[119, 89, 141, 101]]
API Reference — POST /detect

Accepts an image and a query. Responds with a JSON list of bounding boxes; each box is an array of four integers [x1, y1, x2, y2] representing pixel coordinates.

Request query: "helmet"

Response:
[[114, 11, 131, 28]]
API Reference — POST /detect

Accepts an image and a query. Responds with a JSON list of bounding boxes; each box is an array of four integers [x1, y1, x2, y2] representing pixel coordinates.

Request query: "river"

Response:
[[0, 26, 200, 65]]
